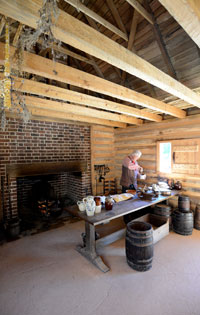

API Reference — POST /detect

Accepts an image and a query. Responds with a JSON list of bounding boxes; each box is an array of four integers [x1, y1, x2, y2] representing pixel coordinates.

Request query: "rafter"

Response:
[[159, 0, 200, 49], [105, 0, 128, 36], [63, 0, 128, 41], [122, 9, 140, 82], [0, 42, 185, 118], [125, 0, 154, 24], [144, 0, 177, 79], [0, 0, 198, 108]]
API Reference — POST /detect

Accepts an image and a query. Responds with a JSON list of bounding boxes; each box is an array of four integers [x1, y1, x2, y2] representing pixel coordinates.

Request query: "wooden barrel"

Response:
[[153, 204, 172, 229], [153, 204, 172, 217], [126, 221, 153, 272], [172, 209, 193, 235], [194, 204, 200, 230], [178, 196, 190, 212]]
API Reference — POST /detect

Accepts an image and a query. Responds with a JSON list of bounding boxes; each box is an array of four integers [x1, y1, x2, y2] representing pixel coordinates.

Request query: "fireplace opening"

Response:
[[17, 174, 75, 234], [32, 178, 62, 219]]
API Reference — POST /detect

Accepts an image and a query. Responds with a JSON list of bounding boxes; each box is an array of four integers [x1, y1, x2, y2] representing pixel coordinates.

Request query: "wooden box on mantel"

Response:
[[133, 214, 169, 244]]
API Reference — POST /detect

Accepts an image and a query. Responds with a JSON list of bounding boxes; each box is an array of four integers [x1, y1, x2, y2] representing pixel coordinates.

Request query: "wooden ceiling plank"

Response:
[[125, 0, 154, 24], [105, 0, 128, 36], [9, 75, 158, 122], [159, 0, 200, 49], [0, 42, 185, 119], [63, 0, 128, 41]]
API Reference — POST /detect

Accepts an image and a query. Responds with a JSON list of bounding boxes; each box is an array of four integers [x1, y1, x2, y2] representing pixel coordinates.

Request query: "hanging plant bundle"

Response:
[[0, 0, 63, 130]]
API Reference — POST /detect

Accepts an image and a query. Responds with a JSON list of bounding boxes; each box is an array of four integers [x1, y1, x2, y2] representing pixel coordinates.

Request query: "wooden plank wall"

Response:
[[91, 125, 115, 195], [114, 114, 200, 211]]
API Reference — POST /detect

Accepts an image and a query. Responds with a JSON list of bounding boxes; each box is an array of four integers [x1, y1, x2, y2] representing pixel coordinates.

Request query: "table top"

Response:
[[66, 190, 179, 226]]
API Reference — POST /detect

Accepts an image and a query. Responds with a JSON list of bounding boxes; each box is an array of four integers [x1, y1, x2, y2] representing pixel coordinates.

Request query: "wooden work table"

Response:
[[67, 190, 179, 273]]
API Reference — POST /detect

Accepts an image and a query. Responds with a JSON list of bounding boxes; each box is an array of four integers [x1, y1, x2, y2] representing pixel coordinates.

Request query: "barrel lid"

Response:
[[154, 204, 171, 210], [127, 221, 152, 232], [178, 195, 190, 200]]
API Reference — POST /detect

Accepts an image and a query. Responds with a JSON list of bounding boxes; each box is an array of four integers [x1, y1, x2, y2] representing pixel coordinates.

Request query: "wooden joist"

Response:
[[0, 0, 199, 109], [159, 0, 200, 49], [63, 0, 128, 41], [0, 43, 185, 119], [11, 106, 127, 128], [8, 75, 159, 122], [19, 95, 142, 126]]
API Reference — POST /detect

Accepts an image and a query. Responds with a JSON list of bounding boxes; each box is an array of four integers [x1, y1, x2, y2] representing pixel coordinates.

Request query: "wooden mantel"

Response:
[[6, 161, 88, 178]]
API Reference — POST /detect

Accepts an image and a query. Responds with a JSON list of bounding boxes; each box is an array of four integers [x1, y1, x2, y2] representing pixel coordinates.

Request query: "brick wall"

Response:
[[0, 118, 91, 221]]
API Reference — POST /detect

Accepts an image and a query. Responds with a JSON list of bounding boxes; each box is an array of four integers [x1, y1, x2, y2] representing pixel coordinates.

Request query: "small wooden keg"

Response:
[[178, 196, 190, 212], [172, 209, 193, 235], [126, 221, 153, 272], [153, 203, 172, 229], [153, 204, 172, 217], [194, 204, 200, 230]]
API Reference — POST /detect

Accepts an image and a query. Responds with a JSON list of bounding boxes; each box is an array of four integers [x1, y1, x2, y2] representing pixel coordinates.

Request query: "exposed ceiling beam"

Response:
[[28, 108, 126, 128], [11, 96, 127, 128], [21, 95, 141, 125], [159, 0, 200, 49], [125, 0, 154, 24], [0, 0, 198, 108], [105, 0, 128, 36], [63, 0, 128, 41], [8, 75, 159, 122], [0, 42, 185, 118]]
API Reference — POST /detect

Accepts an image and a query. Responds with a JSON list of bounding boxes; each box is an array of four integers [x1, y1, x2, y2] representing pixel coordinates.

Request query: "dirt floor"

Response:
[[0, 219, 200, 315]]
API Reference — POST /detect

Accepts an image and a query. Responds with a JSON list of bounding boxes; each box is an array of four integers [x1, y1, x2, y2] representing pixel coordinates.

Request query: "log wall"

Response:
[[91, 125, 115, 195], [114, 114, 200, 211]]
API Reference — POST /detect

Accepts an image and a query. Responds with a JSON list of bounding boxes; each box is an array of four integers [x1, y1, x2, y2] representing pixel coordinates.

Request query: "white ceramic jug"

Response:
[[83, 196, 95, 216], [77, 200, 86, 212]]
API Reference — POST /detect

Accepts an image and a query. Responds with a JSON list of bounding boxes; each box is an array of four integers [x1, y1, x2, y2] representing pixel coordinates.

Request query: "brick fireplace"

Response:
[[0, 118, 91, 222]]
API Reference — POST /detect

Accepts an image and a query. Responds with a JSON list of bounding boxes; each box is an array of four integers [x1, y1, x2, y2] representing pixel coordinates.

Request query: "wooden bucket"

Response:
[[126, 221, 153, 272], [194, 204, 200, 230], [172, 209, 193, 235], [178, 196, 190, 212]]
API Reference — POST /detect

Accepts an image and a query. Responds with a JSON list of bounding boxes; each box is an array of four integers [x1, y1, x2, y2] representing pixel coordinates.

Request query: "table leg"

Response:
[[76, 222, 110, 273]]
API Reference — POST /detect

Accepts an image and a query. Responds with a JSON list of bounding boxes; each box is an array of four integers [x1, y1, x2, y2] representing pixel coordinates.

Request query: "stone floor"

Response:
[[0, 220, 200, 315]]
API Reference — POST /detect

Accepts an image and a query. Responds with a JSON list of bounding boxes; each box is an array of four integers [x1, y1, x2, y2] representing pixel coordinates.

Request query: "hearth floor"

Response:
[[0, 219, 200, 315]]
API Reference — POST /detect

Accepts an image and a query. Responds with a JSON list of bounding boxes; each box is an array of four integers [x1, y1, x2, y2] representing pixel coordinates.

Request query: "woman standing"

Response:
[[120, 150, 143, 193]]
